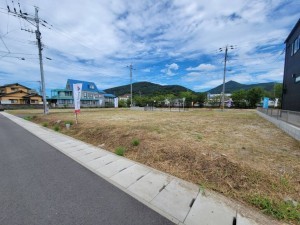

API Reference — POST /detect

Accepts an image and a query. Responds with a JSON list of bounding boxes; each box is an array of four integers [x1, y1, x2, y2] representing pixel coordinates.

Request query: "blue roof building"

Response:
[[48, 79, 115, 108]]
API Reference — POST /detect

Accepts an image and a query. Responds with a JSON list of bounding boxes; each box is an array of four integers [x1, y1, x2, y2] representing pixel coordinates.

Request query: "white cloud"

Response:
[[142, 68, 151, 72], [186, 63, 216, 71], [0, 0, 298, 91], [161, 63, 179, 76]]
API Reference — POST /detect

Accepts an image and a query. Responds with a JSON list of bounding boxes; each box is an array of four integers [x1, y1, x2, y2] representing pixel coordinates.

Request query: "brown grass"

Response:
[[9, 108, 300, 224]]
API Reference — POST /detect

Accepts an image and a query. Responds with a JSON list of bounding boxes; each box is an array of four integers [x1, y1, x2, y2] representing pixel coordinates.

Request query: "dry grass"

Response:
[[9, 108, 300, 224]]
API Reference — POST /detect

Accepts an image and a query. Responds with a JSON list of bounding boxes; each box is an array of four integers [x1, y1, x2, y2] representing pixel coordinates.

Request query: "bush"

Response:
[[42, 122, 48, 127], [131, 138, 140, 146], [53, 125, 60, 132], [64, 121, 73, 125], [115, 147, 126, 156]]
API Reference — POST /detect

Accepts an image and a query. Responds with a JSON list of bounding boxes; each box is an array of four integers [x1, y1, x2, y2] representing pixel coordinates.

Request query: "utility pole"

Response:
[[127, 64, 135, 107], [34, 7, 47, 114], [6, 4, 49, 114], [219, 45, 235, 111]]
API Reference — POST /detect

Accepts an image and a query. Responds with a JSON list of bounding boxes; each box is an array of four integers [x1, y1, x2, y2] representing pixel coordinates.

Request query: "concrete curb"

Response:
[[1, 112, 286, 225]]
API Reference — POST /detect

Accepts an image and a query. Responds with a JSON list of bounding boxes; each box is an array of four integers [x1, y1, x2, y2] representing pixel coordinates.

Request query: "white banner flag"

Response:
[[73, 83, 82, 113], [114, 97, 118, 108]]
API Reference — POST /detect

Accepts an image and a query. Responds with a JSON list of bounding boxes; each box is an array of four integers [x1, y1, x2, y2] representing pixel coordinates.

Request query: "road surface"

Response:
[[0, 114, 174, 225]]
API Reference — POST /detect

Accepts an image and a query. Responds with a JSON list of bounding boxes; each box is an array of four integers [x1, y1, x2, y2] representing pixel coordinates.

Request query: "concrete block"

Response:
[[77, 150, 107, 163], [68, 149, 93, 157], [184, 192, 236, 225], [111, 164, 150, 188], [86, 154, 118, 170], [236, 213, 259, 225], [151, 179, 199, 222], [128, 171, 172, 202], [96, 158, 134, 178]]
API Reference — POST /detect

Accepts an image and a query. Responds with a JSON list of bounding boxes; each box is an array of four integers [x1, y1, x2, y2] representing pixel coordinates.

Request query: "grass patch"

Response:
[[53, 125, 60, 132], [131, 138, 140, 146], [115, 146, 126, 156], [64, 121, 74, 125], [250, 195, 300, 221], [42, 122, 48, 127]]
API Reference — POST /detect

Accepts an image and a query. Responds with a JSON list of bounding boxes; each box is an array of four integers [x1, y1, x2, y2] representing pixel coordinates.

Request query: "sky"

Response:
[[0, 0, 299, 94]]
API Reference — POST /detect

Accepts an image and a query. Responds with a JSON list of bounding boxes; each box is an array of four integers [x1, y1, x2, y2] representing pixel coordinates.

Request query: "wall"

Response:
[[283, 21, 300, 111]]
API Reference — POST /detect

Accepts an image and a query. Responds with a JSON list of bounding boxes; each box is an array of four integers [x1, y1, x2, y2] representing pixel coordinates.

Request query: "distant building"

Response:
[[48, 79, 115, 108], [118, 94, 130, 102], [282, 19, 300, 112], [0, 83, 42, 104]]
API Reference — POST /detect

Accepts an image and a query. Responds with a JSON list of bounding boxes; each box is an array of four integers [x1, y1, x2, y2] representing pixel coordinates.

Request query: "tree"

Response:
[[118, 99, 127, 108], [231, 90, 247, 108], [246, 87, 264, 108], [196, 92, 206, 107], [274, 83, 283, 99], [179, 91, 197, 107]]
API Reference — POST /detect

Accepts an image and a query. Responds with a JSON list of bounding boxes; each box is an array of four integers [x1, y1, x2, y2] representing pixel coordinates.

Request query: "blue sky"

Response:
[[0, 0, 299, 94]]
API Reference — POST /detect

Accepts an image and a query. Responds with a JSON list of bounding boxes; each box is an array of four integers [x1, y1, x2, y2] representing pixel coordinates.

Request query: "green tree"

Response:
[[231, 90, 247, 108], [179, 91, 197, 107], [274, 83, 283, 99], [246, 87, 264, 108], [196, 92, 206, 107], [118, 99, 127, 108]]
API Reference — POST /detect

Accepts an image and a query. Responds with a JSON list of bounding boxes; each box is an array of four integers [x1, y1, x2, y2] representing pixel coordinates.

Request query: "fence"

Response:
[[257, 107, 300, 128]]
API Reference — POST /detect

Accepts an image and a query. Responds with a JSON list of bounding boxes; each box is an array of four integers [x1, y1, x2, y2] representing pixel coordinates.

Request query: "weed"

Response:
[[53, 125, 60, 132], [250, 195, 300, 221], [115, 146, 126, 156], [64, 121, 74, 125], [42, 122, 48, 127], [24, 116, 32, 121], [196, 134, 202, 140], [132, 138, 140, 146]]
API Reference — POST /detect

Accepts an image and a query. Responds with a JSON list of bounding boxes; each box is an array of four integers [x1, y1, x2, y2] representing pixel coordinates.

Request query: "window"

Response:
[[10, 99, 18, 103], [89, 84, 94, 89], [291, 35, 300, 56], [84, 92, 87, 98]]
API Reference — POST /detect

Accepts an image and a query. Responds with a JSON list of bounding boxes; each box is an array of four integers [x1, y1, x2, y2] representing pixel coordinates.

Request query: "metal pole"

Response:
[[35, 7, 47, 114], [221, 46, 228, 111]]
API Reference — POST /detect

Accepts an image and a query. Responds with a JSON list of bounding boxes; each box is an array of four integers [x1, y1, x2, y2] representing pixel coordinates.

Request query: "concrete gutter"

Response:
[[1, 112, 287, 225]]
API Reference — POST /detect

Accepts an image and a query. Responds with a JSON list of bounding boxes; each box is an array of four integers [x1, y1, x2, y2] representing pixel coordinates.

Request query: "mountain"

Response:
[[104, 82, 194, 97], [207, 80, 280, 94]]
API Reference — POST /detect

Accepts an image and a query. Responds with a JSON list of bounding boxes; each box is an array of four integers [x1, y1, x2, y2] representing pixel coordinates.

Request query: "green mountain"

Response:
[[104, 82, 194, 97], [207, 80, 280, 94]]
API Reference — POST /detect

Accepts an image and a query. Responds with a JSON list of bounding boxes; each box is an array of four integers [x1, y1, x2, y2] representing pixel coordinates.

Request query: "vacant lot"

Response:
[[9, 108, 300, 224]]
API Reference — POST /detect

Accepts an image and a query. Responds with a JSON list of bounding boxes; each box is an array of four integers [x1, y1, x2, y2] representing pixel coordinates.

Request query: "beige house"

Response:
[[0, 83, 42, 104]]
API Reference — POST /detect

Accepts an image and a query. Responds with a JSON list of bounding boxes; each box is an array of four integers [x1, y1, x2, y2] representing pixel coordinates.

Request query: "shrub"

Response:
[[64, 121, 74, 125], [42, 122, 48, 127], [53, 125, 60, 132], [115, 147, 126, 156], [131, 138, 140, 146]]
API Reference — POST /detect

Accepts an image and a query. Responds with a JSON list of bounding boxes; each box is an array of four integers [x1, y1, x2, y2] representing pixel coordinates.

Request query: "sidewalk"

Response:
[[1, 112, 284, 225]]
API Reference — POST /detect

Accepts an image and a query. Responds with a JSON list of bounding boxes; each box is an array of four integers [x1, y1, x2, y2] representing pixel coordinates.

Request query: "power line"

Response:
[[6, 2, 48, 114]]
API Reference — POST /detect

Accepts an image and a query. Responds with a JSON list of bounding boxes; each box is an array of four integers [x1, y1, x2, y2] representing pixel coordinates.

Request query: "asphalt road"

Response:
[[0, 114, 174, 225]]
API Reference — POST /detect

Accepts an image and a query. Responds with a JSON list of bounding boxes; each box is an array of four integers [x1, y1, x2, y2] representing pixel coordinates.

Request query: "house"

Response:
[[0, 83, 42, 104], [282, 19, 300, 112], [48, 79, 115, 108], [118, 94, 130, 102]]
